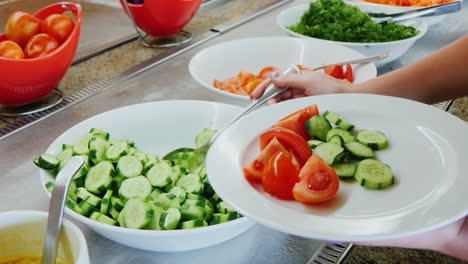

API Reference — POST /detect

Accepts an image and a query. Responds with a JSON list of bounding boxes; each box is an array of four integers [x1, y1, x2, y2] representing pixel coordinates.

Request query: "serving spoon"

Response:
[[163, 51, 389, 160], [42, 156, 84, 264], [369, 1, 461, 24]]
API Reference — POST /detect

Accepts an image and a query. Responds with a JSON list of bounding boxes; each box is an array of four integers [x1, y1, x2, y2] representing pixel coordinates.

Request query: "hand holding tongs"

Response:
[[369, 1, 461, 24]]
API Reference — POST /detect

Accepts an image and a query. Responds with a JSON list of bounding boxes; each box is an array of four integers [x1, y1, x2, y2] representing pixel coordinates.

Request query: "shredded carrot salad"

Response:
[[359, 0, 453, 7]]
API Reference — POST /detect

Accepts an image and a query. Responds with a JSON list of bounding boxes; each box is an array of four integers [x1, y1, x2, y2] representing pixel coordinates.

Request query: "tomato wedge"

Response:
[[292, 154, 339, 204], [244, 137, 289, 183], [258, 66, 281, 79], [272, 105, 319, 140], [324, 65, 344, 79], [262, 151, 300, 200], [343, 64, 353, 83], [260, 127, 311, 165]]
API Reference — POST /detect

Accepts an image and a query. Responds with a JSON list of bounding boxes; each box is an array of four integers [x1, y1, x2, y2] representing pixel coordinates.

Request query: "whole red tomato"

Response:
[[24, 33, 59, 59], [41, 14, 75, 43], [5, 11, 42, 48], [0, 40, 24, 59]]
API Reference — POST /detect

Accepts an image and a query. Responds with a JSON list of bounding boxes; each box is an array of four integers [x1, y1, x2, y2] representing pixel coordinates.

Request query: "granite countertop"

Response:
[[1, 0, 467, 263]]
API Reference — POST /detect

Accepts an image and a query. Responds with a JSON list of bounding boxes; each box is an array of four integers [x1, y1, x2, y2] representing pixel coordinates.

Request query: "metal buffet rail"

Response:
[[1, 0, 467, 263]]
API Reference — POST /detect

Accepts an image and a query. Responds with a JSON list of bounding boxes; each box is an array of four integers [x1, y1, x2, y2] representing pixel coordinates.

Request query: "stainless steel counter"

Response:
[[1, 0, 467, 263]]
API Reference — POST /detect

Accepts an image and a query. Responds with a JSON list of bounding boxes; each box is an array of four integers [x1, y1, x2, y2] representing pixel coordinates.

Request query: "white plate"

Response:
[[189, 37, 377, 106], [206, 94, 468, 241], [276, 3, 427, 67], [39, 100, 255, 252]]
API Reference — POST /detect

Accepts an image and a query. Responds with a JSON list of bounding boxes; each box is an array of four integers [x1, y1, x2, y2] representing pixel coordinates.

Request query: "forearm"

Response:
[[353, 35, 468, 104]]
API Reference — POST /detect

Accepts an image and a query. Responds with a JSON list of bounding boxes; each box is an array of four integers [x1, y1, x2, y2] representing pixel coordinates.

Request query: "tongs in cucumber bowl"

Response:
[[369, 1, 461, 24]]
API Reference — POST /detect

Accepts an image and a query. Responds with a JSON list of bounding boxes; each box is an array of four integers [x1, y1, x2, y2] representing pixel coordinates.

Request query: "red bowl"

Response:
[[119, 0, 202, 38], [0, 2, 82, 106]]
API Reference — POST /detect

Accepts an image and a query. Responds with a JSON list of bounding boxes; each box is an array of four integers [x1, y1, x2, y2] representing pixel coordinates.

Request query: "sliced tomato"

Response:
[[243, 79, 263, 94], [324, 65, 344, 79], [292, 154, 339, 204], [243, 137, 289, 183], [343, 64, 353, 83], [260, 127, 311, 165], [258, 66, 281, 79], [262, 151, 300, 200], [272, 105, 319, 140]]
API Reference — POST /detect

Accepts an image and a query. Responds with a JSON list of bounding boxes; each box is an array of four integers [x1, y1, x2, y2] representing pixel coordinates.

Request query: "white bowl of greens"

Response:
[[37, 100, 255, 252], [277, 0, 428, 67]]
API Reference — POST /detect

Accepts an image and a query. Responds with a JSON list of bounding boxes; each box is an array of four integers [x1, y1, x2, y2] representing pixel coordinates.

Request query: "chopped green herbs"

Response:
[[288, 0, 418, 43]]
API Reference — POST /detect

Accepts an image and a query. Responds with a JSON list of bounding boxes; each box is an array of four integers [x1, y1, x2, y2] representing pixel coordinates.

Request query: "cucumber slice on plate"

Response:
[[85, 161, 114, 195], [180, 203, 206, 221], [312, 142, 345, 165], [195, 128, 217, 148], [326, 128, 355, 144], [119, 176, 152, 201], [106, 140, 130, 163], [75, 187, 102, 207], [159, 208, 181, 230], [328, 135, 344, 146], [345, 141, 376, 159], [354, 159, 394, 190], [117, 155, 143, 178], [307, 140, 324, 149], [37, 154, 60, 170], [180, 219, 208, 229], [146, 161, 172, 188], [176, 174, 203, 194], [88, 136, 110, 164], [323, 111, 355, 131], [332, 163, 356, 178], [100, 189, 113, 214], [122, 198, 153, 229], [357, 130, 388, 150], [305, 115, 332, 141]]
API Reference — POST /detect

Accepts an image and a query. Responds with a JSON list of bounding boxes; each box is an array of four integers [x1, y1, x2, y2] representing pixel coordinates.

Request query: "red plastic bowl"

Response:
[[119, 0, 202, 38], [0, 2, 82, 106]]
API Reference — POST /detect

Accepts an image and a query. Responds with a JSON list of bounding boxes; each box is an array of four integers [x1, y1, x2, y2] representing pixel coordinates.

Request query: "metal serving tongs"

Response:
[[42, 156, 84, 264], [369, 1, 461, 24], [163, 66, 301, 160]]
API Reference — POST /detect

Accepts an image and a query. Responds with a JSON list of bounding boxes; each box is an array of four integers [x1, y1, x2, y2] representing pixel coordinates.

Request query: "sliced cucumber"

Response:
[[332, 163, 356, 178], [37, 154, 60, 170], [328, 135, 344, 146], [216, 201, 235, 214], [176, 174, 203, 194], [109, 207, 120, 220], [153, 193, 181, 210], [354, 159, 394, 190], [195, 128, 217, 148], [326, 128, 355, 144], [147, 188, 163, 201], [62, 144, 74, 150], [110, 197, 125, 212], [96, 213, 117, 226], [106, 141, 130, 163], [305, 115, 332, 141], [171, 151, 201, 172], [89, 128, 110, 141], [345, 141, 376, 159], [180, 203, 206, 221], [119, 176, 152, 201], [180, 219, 208, 229], [168, 186, 187, 204], [357, 130, 388, 150], [100, 189, 113, 214], [323, 111, 355, 131], [78, 200, 96, 217], [75, 187, 102, 207], [88, 136, 110, 164], [159, 208, 181, 230], [66, 199, 83, 214], [133, 151, 148, 166], [192, 165, 207, 180], [85, 161, 114, 195], [147, 204, 165, 230], [146, 161, 172, 188], [122, 198, 153, 229], [143, 154, 159, 174], [73, 133, 94, 155], [307, 140, 324, 149], [313, 142, 345, 165], [117, 155, 143, 178], [57, 148, 73, 170]]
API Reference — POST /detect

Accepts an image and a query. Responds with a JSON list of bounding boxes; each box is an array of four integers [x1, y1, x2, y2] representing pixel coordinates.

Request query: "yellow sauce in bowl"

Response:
[[0, 254, 68, 264]]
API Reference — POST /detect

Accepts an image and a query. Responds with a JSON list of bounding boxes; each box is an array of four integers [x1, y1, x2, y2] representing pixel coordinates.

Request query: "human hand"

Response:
[[354, 216, 468, 261], [249, 70, 355, 103]]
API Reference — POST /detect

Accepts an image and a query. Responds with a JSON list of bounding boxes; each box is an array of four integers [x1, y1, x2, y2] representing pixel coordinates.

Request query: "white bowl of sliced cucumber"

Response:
[[37, 100, 255, 252]]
